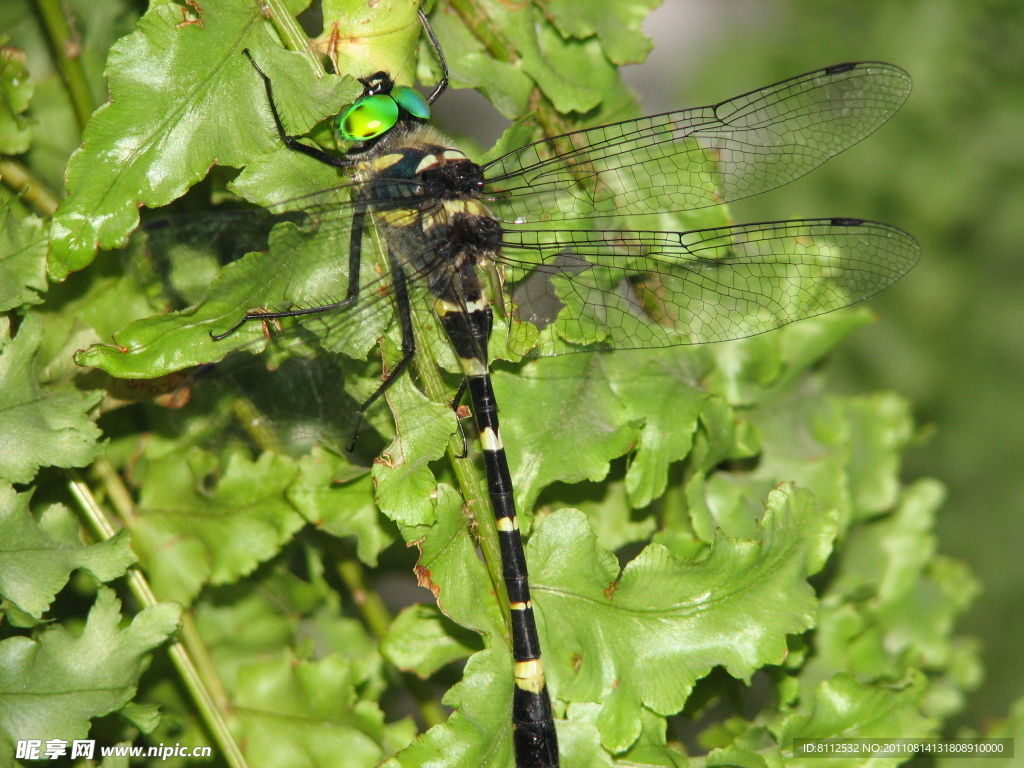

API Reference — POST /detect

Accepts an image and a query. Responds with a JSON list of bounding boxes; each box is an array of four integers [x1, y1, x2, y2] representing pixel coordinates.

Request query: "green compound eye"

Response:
[[339, 94, 399, 141], [391, 85, 430, 120]]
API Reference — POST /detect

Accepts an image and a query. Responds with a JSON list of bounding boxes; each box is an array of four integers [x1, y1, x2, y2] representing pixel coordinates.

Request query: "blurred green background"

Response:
[[630, 0, 1023, 731]]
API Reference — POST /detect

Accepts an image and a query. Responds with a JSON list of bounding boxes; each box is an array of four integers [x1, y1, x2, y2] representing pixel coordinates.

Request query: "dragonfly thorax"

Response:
[[362, 130, 486, 205], [417, 151, 486, 200], [360, 129, 502, 307]]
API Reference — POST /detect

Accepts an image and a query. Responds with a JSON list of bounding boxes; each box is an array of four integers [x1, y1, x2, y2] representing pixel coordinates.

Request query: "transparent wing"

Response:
[[141, 174, 433, 262], [502, 218, 920, 356], [134, 193, 443, 362], [131, 61, 916, 369], [482, 62, 912, 223], [135, 173, 445, 334], [121, 201, 449, 459], [138, 208, 918, 366]]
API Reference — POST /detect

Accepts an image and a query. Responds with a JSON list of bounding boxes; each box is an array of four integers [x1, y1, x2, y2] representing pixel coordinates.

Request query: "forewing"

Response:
[[482, 63, 912, 223]]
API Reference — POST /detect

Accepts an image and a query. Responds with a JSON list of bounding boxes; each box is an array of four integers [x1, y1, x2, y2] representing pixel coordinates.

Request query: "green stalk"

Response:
[[67, 469, 249, 768], [337, 554, 447, 728], [337, 555, 394, 641], [31, 0, 95, 131], [261, 0, 327, 76], [0, 157, 61, 218], [408, 311, 514, 637]]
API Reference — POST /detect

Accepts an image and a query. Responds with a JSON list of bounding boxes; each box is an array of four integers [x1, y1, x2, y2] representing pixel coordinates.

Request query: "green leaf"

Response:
[[706, 309, 875, 406], [405, 483, 505, 639], [383, 603, 480, 678], [0, 313, 104, 484], [774, 672, 937, 763], [96, 743, 132, 768], [531, 484, 839, 752], [603, 348, 709, 508], [0, 588, 181, 763], [78, 213, 388, 378], [33, 250, 158, 382], [0, 483, 135, 618], [0, 203, 47, 311], [526, 15, 621, 114], [827, 393, 915, 519], [130, 448, 305, 605], [373, 369, 458, 529], [382, 647, 516, 768], [431, 0, 636, 119], [0, 43, 33, 155], [49, 1, 355, 278], [542, 0, 660, 66], [192, 557, 385, 698], [705, 745, 769, 768], [427, 10, 534, 119], [812, 480, 980, 688], [231, 651, 399, 768], [555, 475, 658, 555], [831, 479, 946, 605], [590, 704, 687, 766], [740, 369, 915, 529], [320, 0, 425, 88], [118, 700, 161, 733], [290, 447, 393, 566], [495, 354, 638, 520]]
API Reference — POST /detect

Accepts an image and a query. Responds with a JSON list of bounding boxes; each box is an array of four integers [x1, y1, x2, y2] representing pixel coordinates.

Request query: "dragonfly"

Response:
[[151, 10, 918, 768]]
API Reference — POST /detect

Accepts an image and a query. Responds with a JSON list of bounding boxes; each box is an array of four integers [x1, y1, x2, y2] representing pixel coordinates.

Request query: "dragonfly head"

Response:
[[338, 71, 431, 142]]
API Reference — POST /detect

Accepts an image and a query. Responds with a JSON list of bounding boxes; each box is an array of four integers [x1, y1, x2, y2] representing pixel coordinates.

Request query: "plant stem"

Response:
[[66, 470, 249, 768], [337, 554, 393, 640], [91, 455, 137, 526], [30, 0, 95, 131], [261, 0, 327, 76], [232, 394, 287, 454], [337, 553, 447, 728], [0, 158, 61, 218], [408, 311, 513, 638]]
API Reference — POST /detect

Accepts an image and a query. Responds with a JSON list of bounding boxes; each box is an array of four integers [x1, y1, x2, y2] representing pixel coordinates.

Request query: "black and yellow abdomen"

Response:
[[360, 131, 560, 768]]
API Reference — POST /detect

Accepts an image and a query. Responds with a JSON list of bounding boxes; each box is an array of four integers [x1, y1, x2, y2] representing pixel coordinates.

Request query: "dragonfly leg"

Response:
[[418, 5, 449, 105], [244, 50, 351, 170], [210, 199, 369, 340], [347, 248, 416, 451], [450, 377, 470, 459]]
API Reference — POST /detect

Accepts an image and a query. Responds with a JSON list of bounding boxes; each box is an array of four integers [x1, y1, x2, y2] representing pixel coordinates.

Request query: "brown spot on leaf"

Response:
[[415, 565, 440, 599]]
